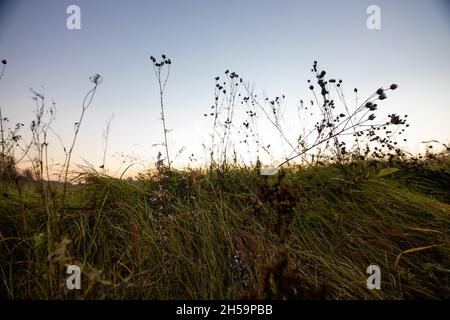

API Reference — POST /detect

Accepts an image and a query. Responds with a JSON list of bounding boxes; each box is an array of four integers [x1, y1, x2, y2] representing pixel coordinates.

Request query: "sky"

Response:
[[0, 0, 449, 175]]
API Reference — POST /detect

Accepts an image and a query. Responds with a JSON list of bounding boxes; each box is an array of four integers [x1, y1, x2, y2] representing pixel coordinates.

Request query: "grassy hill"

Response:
[[1, 155, 449, 299]]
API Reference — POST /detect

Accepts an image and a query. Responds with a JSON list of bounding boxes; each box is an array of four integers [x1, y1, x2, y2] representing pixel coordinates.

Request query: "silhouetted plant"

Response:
[[0, 58, 9, 179], [0, 108, 21, 180], [150, 54, 172, 171], [203, 61, 408, 171], [206, 70, 242, 168], [59, 74, 103, 217], [100, 113, 114, 174], [282, 61, 407, 167]]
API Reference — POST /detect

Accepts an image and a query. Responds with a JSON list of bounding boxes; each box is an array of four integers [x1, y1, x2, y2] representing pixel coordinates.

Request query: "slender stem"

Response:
[[60, 80, 101, 222], [0, 64, 6, 82], [243, 84, 296, 152], [158, 71, 171, 170], [277, 118, 372, 168], [152, 61, 171, 171]]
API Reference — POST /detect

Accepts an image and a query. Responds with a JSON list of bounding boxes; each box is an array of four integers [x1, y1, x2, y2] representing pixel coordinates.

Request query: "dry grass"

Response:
[[1, 156, 449, 299]]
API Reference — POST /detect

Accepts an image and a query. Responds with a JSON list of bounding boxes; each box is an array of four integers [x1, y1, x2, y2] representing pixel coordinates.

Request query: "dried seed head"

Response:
[[89, 74, 102, 84]]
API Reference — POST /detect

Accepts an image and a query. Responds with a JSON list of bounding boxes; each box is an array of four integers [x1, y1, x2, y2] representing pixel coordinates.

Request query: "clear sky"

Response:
[[0, 0, 449, 174]]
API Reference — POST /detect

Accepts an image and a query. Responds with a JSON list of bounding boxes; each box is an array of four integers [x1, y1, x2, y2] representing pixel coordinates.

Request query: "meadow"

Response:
[[0, 56, 449, 299]]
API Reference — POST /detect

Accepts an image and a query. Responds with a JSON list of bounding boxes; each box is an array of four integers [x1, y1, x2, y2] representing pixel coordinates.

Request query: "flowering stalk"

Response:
[[150, 54, 172, 171]]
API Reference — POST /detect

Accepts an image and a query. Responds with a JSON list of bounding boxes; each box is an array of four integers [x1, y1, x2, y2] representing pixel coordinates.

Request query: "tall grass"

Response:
[[1, 156, 449, 299]]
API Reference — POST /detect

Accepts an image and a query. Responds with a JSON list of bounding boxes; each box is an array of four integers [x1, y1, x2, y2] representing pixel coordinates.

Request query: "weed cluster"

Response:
[[204, 61, 410, 170]]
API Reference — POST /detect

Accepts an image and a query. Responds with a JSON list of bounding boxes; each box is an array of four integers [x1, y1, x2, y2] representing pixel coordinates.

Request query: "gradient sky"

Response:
[[0, 0, 449, 174]]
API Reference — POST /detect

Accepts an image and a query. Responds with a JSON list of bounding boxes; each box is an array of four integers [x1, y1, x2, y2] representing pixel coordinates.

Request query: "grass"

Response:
[[1, 156, 449, 299], [1, 56, 449, 299]]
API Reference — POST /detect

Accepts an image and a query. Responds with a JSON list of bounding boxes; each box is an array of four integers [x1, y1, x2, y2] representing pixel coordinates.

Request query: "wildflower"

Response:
[[365, 102, 378, 111], [309, 85, 314, 90], [162, 54, 166, 59], [150, 56, 156, 63], [368, 114, 376, 120], [389, 114, 402, 124], [89, 74, 102, 84], [1, 59, 6, 65], [376, 87, 384, 95], [390, 83, 398, 90], [379, 92, 387, 100]]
